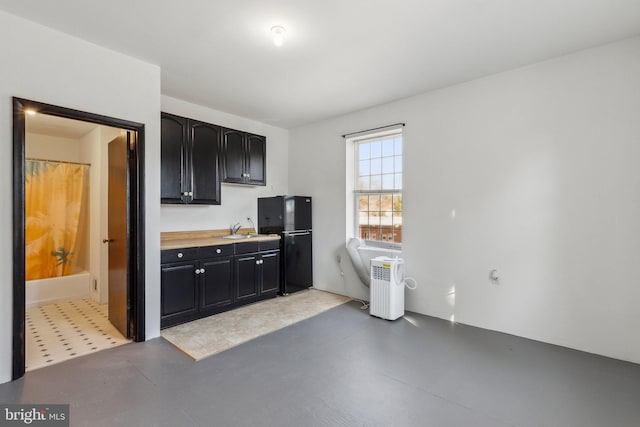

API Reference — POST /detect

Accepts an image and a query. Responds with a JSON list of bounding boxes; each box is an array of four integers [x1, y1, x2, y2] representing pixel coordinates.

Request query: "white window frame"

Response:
[[350, 129, 403, 249]]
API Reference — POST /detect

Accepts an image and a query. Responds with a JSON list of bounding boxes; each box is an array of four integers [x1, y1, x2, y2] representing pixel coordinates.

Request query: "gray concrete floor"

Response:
[[2, 301, 640, 426]]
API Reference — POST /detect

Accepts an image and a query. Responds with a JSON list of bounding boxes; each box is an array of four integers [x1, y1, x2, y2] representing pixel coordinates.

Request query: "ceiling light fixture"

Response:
[[271, 26, 286, 47]]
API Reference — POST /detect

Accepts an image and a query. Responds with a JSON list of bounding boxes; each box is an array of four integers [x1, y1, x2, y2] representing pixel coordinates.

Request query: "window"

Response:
[[354, 132, 402, 245]]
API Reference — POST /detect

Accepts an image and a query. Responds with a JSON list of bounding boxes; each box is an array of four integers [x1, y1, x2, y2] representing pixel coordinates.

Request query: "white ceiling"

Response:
[[2, 0, 640, 128]]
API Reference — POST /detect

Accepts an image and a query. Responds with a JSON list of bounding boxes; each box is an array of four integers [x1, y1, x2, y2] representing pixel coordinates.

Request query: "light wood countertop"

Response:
[[161, 228, 280, 250]]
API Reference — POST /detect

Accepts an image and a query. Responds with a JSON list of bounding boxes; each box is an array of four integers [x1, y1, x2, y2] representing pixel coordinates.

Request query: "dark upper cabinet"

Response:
[[221, 129, 245, 184], [246, 133, 266, 185], [161, 114, 187, 203], [222, 129, 266, 186], [161, 112, 221, 204], [190, 120, 222, 204]]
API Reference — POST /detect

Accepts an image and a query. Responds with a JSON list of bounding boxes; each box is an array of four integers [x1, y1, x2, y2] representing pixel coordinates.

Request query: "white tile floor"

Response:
[[25, 298, 130, 371]]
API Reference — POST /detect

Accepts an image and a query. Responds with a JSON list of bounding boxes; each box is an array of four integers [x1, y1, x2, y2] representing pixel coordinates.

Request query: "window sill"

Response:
[[360, 239, 402, 251]]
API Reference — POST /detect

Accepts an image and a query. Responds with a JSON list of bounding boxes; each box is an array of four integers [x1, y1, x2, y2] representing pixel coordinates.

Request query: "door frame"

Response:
[[12, 97, 146, 380]]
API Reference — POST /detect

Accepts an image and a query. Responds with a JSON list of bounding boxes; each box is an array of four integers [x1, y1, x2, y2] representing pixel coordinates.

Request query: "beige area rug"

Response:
[[161, 289, 351, 361]]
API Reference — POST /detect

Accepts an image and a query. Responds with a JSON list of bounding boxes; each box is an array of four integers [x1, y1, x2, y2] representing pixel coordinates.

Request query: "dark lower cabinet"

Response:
[[234, 250, 280, 301], [200, 258, 234, 312], [260, 251, 280, 294], [161, 241, 280, 328], [161, 262, 198, 322], [235, 254, 259, 301]]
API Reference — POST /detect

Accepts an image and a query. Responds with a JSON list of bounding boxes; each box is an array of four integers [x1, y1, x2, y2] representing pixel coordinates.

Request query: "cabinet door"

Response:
[[222, 129, 246, 183], [200, 258, 233, 310], [161, 113, 188, 203], [161, 262, 198, 319], [235, 254, 259, 301], [246, 133, 266, 185], [260, 251, 280, 295], [190, 121, 221, 205]]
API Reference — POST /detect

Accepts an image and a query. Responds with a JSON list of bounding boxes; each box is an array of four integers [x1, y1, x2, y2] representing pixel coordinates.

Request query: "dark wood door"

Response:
[[260, 251, 280, 294], [108, 134, 131, 338], [161, 262, 198, 318], [246, 133, 266, 185], [161, 113, 188, 203], [190, 121, 221, 204], [222, 129, 246, 183], [200, 258, 233, 311], [235, 254, 258, 301]]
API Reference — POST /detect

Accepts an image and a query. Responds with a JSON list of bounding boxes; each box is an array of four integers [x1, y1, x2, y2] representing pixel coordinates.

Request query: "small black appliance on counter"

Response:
[[258, 196, 312, 295]]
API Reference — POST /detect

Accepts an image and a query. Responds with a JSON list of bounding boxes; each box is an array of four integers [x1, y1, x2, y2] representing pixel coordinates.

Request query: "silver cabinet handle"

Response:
[[195, 269, 200, 274], [216, 249, 222, 254], [189, 191, 193, 196], [177, 252, 183, 258], [201, 268, 205, 274]]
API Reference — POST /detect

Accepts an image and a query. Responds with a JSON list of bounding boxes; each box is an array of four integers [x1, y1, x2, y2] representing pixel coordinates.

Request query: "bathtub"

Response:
[[347, 238, 402, 287], [26, 271, 92, 307]]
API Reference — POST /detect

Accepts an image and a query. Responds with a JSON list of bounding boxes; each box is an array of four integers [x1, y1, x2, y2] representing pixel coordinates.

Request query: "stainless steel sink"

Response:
[[222, 234, 255, 240]]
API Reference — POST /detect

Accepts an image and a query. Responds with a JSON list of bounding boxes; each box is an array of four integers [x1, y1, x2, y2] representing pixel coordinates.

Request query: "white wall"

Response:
[[160, 96, 289, 232], [0, 10, 162, 383], [80, 125, 122, 304], [289, 36, 640, 364], [25, 133, 83, 163]]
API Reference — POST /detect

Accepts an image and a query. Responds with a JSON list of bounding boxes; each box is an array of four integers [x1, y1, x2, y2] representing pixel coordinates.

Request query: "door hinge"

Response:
[[128, 132, 136, 152]]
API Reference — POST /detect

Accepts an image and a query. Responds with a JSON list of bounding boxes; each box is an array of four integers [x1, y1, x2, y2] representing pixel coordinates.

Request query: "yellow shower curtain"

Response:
[[25, 160, 89, 280]]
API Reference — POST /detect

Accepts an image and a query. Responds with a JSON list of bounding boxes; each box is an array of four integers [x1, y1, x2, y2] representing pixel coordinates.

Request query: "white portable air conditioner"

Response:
[[370, 256, 405, 320]]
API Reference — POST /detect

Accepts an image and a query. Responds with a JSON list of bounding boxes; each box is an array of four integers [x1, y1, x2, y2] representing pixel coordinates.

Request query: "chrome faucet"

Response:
[[231, 222, 242, 235], [247, 217, 257, 234]]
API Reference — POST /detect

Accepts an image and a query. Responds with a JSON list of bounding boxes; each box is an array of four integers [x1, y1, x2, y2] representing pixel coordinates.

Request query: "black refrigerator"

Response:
[[258, 196, 312, 295]]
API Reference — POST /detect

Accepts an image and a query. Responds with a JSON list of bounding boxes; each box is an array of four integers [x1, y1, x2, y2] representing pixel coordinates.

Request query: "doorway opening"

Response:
[[13, 98, 146, 380]]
